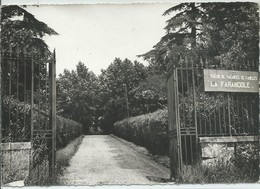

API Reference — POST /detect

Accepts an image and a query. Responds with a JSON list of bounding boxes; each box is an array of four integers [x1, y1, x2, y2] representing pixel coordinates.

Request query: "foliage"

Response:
[[1, 5, 58, 56], [56, 115, 83, 149], [178, 152, 258, 183], [129, 74, 167, 116], [140, 2, 259, 72], [98, 58, 147, 133], [114, 109, 168, 155], [2, 96, 31, 142], [57, 58, 149, 134], [200, 3, 259, 65], [57, 62, 99, 134], [140, 3, 202, 72], [231, 143, 259, 178]]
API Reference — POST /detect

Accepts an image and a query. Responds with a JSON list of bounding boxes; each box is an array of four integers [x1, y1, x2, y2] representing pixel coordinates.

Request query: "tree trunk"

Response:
[[190, 3, 197, 48]]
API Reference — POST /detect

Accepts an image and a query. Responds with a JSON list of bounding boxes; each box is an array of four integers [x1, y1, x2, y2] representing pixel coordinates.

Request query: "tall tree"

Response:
[[140, 3, 203, 72], [1, 5, 58, 99], [141, 2, 259, 72], [1, 5, 58, 56], [200, 2, 259, 66], [57, 62, 99, 133], [98, 58, 147, 133]]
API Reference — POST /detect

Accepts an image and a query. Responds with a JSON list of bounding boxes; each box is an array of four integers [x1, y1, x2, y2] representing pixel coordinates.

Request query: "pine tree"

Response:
[[1, 5, 58, 56], [141, 2, 259, 71]]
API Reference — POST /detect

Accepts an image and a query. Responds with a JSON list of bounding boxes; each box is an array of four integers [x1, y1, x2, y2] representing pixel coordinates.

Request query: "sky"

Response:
[[25, 4, 176, 76]]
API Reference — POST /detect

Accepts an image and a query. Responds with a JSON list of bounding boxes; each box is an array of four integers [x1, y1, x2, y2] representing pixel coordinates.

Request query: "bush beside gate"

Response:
[[56, 116, 83, 150], [113, 109, 168, 155]]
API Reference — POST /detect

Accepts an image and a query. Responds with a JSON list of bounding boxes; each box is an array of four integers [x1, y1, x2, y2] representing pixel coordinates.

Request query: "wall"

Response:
[[1, 142, 31, 184], [199, 136, 258, 166]]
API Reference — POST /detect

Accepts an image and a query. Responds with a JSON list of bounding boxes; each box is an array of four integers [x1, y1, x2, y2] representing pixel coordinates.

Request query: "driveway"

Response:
[[58, 135, 170, 185]]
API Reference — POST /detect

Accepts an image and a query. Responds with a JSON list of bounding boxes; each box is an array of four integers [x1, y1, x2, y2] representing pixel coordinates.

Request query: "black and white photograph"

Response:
[[0, 0, 259, 187]]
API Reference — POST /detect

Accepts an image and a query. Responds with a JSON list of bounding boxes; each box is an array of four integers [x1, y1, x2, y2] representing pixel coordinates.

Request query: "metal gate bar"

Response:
[[167, 56, 259, 179], [1, 50, 57, 185]]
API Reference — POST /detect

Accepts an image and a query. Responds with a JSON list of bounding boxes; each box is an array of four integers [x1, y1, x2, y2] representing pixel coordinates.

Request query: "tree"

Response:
[[57, 62, 99, 134], [129, 74, 167, 115], [140, 3, 203, 72], [140, 2, 259, 72], [98, 58, 147, 133], [1, 5, 58, 101], [1, 5, 58, 56], [200, 3, 259, 66]]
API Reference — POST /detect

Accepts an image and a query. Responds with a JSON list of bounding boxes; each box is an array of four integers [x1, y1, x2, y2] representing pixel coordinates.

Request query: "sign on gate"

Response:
[[204, 69, 259, 93]]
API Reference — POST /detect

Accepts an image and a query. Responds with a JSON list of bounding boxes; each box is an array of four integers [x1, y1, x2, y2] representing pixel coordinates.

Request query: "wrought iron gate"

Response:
[[167, 57, 259, 179], [1, 50, 57, 185]]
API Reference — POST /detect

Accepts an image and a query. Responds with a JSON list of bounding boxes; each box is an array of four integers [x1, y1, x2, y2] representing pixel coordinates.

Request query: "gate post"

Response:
[[29, 56, 35, 182], [167, 64, 181, 180], [48, 49, 56, 183], [0, 6, 2, 184]]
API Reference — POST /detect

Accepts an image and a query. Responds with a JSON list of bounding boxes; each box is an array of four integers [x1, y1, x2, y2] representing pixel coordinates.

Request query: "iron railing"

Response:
[[167, 56, 259, 178], [1, 51, 56, 185]]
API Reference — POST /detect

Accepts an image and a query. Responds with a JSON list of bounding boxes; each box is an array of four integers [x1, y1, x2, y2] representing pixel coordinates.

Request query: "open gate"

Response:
[[1, 50, 57, 185], [167, 56, 259, 179]]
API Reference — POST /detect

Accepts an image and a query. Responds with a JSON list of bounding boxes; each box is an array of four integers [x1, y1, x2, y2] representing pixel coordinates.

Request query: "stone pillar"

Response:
[[1, 142, 31, 184]]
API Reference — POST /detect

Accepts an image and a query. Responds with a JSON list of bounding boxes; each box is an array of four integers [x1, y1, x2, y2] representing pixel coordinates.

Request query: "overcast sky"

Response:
[[26, 4, 175, 75]]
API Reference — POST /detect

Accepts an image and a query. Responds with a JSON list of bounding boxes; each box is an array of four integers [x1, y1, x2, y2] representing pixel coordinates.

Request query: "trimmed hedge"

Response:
[[114, 109, 169, 155], [56, 115, 83, 150]]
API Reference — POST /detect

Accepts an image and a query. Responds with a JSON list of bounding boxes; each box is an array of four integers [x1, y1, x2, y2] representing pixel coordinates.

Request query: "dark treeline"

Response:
[[57, 59, 167, 134]]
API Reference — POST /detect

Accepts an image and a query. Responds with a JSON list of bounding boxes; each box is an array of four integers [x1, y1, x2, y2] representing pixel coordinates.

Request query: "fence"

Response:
[[1, 50, 56, 185], [167, 56, 259, 178]]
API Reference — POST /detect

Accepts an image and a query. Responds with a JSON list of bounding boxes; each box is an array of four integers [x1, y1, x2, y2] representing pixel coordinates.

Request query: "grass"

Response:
[[177, 158, 258, 184], [56, 135, 84, 175], [25, 135, 84, 185]]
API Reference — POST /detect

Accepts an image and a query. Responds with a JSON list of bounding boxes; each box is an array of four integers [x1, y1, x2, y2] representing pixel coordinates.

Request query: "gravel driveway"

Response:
[[58, 135, 170, 185]]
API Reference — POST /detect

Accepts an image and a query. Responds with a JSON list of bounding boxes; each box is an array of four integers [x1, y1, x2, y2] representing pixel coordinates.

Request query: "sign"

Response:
[[204, 69, 258, 93]]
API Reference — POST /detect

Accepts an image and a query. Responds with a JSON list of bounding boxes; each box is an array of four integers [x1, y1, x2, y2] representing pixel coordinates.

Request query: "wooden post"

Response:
[[167, 66, 180, 180], [30, 58, 34, 144], [123, 84, 130, 118], [227, 93, 232, 136], [191, 58, 198, 160], [29, 55, 35, 182], [0, 3, 2, 185], [49, 49, 56, 182], [51, 49, 57, 181]]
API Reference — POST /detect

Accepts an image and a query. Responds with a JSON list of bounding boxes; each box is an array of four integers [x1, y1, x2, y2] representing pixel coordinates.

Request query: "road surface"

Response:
[[58, 135, 170, 185]]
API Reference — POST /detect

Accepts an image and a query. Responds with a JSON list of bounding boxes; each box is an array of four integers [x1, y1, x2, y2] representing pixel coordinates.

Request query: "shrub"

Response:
[[56, 115, 83, 150], [231, 143, 259, 181], [2, 97, 31, 142], [114, 109, 168, 155], [178, 144, 259, 184], [178, 157, 258, 183]]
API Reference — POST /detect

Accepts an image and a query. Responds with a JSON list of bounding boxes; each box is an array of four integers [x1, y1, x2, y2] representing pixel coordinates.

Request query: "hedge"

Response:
[[2, 96, 83, 150], [56, 115, 83, 149], [114, 109, 169, 155]]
